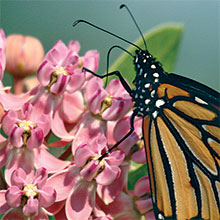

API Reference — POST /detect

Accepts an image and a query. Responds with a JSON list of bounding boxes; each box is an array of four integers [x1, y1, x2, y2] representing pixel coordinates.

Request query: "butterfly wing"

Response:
[[143, 74, 220, 220]]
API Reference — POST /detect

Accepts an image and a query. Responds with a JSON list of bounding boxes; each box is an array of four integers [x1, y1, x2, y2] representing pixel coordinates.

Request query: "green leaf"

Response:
[[108, 23, 184, 85], [127, 163, 148, 191]]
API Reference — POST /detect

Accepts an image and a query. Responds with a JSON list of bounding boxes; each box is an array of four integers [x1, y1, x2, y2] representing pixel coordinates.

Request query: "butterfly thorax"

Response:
[[131, 49, 167, 117]]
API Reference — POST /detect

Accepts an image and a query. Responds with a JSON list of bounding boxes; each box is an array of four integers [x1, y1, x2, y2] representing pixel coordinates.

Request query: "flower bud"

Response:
[[6, 34, 44, 78]]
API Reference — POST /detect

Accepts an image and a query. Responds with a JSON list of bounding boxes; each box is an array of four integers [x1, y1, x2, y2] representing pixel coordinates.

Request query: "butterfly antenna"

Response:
[[73, 20, 142, 50], [105, 45, 134, 87], [120, 4, 147, 50]]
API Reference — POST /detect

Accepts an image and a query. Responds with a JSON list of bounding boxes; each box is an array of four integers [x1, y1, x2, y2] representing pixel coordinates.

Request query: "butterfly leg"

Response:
[[83, 67, 132, 95], [98, 111, 136, 160]]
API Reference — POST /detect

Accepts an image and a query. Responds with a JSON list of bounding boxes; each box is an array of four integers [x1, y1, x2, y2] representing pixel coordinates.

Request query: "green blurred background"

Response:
[[1, 0, 219, 91]]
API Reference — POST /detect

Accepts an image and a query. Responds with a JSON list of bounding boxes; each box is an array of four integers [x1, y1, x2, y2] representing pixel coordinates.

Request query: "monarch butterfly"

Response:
[[73, 4, 220, 220]]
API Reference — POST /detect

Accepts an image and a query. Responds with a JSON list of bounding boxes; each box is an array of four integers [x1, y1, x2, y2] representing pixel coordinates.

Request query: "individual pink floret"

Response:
[[75, 134, 124, 185], [0, 167, 56, 219], [2, 102, 50, 149], [84, 77, 133, 121], [133, 176, 155, 219]]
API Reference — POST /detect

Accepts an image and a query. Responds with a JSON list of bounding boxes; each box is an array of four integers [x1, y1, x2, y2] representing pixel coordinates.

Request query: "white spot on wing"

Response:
[[145, 83, 150, 88], [151, 64, 156, 69], [151, 90, 155, 97], [195, 97, 208, 105], [153, 72, 159, 77], [152, 111, 158, 118], [145, 99, 150, 105], [158, 213, 165, 220], [156, 99, 165, 108], [139, 68, 143, 75]]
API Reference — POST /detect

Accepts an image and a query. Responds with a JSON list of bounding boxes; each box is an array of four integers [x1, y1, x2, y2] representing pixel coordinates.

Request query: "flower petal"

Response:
[[2, 110, 17, 136], [5, 186, 22, 207], [97, 161, 129, 205], [11, 168, 27, 188], [96, 163, 120, 186], [32, 167, 48, 188], [34, 114, 51, 136], [74, 144, 93, 167], [66, 69, 85, 93], [71, 111, 106, 154], [46, 165, 80, 201], [5, 148, 35, 186], [136, 198, 153, 214], [51, 110, 74, 140], [45, 41, 68, 66], [2, 207, 26, 220], [9, 126, 24, 148], [134, 176, 151, 197], [105, 150, 125, 166], [102, 97, 132, 121], [80, 160, 101, 182], [33, 146, 70, 173], [65, 180, 96, 220], [82, 50, 99, 76], [50, 74, 68, 95], [68, 40, 80, 53], [0, 190, 10, 214], [37, 60, 54, 86], [60, 91, 84, 124], [27, 127, 44, 149], [0, 140, 10, 168], [131, 146, 146, 164], [23, 198, 39, 217], [38, 186, 56, 207], [145, 210, 156, 220], [83, 77, 107, 114], [0, 92, 31, 111]]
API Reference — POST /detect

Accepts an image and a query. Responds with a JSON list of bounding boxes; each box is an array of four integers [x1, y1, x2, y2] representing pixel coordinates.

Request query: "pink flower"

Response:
[[97, 191, 140, 220], [0, 29, 6, 80], [5, 34, 44, 78], [67, 41, 99, 80], [113, 115, 146, 163], [84, 77, 132, 121], [46, 135, 124, 220], [29, 40, 98, 140], [0, 102, 69, 185], [0, 167, 56, 219], [75, 134, 124, 185], [134, 176, 155, 219], [2, 103, 50, 149], [96, 160, 130, 205], [71, 111, 107, 154], [37, 40, 98, 95]]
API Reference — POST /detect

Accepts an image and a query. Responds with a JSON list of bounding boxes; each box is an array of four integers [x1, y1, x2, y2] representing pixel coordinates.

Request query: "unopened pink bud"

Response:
[[6, 34, 44, 78]]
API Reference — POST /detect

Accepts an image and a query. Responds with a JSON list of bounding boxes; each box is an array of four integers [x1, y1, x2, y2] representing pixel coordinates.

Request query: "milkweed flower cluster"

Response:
[[0, 29, 154, 220]]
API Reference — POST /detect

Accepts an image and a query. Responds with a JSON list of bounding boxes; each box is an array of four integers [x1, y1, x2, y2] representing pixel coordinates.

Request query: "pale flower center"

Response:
[[18, 120, 35, 132], [77, 59, 83, 68], [99, 96, 112, 115], [23, 184, 38, 198], [18, 120, 36, 144], [47, 66, 68, 88], [53, 66, 68, 76]]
